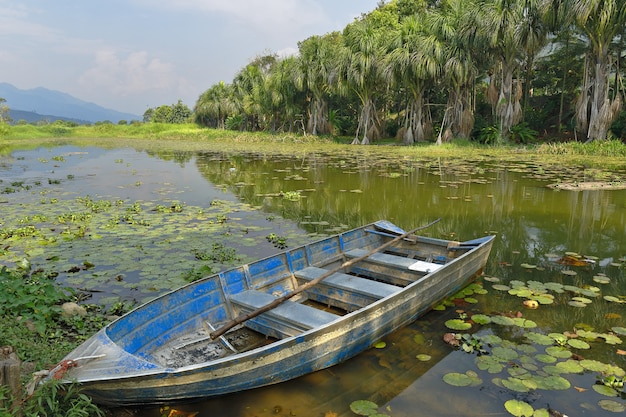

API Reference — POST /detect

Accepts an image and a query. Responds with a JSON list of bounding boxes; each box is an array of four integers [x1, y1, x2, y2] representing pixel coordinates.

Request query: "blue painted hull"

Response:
[[59, 221, 494, 406]]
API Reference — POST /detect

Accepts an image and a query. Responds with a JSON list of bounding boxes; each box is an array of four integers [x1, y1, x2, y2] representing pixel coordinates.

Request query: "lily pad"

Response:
[[443, 372, 473, 387], [524, 332, 555, 345], [592, 384, 619, 397], [612, 326, 626, 336], [416, 354, 432, 361], [445, 319, 472, 331], [598, 399, 625, 413], [604, 295, 624, 303], [471, 314, 491, 325], [492, 284, 511, 291], [350, 400, 379, 416], [490, 315, 516, 326], [593, 275, 611, 284], [476, 355, 505, 373], [545, 346, 572, 359], [555, 359, 584, 374], [492, 346, 519, 361], [373, 341, 387, 349], [501, 377, 533, 392], [567, 339, 591, 349], [568, 300, 587, 308], [504, 399, 534, 417]]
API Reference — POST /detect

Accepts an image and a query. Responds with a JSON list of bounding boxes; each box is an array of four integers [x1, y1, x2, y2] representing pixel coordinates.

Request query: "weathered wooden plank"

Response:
[[0, 346, 21, 408], [230, 290, 338, 338], [295, 266, 399, 311]]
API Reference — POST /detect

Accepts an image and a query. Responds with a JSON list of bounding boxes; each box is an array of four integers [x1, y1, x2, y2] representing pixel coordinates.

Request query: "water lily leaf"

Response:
[[568, 300, 587, 308], [543, 282, 564, 292], [492, 284, 511, 291], [592, 384, 618, 397], [445, 319, 472, 331], [443, 372, 473, 387], [535, 354, 557, 364], [504, 399, 534, 417], [520, 263, 536, 269], [373, 341, 386, 349], [567, 339, 590, 349], [512, 318, 537, 328], [416, 354, 431, 361], [536, 375, 571, 390], [612, 326, 626, 336], [502, 377, 532, 392], [350, 400, 379, 416], [471, 314, 491, 325], [598, 399, 625, 413], [526, 296, 549, 306], [480, 334, 503, 345], [492, 346, 518, 361], [545, 346, 572, 359], [476, 355, 505, 373], [563, 285, 581, 293], [571, 296, 592, 304], [483, 276, 500, 282], [593, 275, 610, 284], [525, 332, 555, 345], [555, 359, 583, 374], [604, 295, 624, 303], [532, 409, 550, 417], [561, 269, 577, 276], [464, 297, 479, 304], [490, 315, 515, 326], [579, 359, 608, 372], [601, 334, 622, 345]]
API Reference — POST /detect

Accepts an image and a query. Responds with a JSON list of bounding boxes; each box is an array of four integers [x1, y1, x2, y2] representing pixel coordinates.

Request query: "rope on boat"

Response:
[[210, 218, 441, 340]]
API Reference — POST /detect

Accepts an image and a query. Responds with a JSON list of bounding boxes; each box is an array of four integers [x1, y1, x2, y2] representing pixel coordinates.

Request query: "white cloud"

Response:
[[78, 50, 177, 96], [135, 0, 328, 36]]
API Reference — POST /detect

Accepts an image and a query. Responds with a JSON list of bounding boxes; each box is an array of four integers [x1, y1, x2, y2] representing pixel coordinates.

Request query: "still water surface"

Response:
[[1, 142, 626, 416]]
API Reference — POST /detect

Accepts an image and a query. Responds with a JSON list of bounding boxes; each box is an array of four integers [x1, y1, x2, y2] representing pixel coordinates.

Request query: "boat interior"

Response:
[[109, 225, 476, 369]]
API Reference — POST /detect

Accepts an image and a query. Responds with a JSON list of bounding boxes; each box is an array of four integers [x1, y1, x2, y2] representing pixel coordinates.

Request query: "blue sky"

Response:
[[0, 0, 380, 115]]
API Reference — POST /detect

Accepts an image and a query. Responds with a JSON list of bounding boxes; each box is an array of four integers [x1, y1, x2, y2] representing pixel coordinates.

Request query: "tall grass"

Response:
[[535, 139, 626, 157]]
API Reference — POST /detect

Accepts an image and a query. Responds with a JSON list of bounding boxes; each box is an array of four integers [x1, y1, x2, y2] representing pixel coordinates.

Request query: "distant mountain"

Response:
[[0, 83, 141, 124], [8, 109, 90, 125]]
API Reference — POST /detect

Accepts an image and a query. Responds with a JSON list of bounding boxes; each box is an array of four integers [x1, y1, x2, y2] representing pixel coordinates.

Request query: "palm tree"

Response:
[[479, 0, 527, 142], [385, 14, 439, 144], [194, 81, 237, 128], [340, 17, 388, 144], [427, 0, 482, 142], [568, 0, 626, 141], [516, 0, 549, 116], [297, 33, 341, 135]]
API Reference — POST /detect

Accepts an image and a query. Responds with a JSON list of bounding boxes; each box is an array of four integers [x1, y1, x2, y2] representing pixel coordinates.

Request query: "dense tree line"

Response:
[[194, 0, 626, 144]]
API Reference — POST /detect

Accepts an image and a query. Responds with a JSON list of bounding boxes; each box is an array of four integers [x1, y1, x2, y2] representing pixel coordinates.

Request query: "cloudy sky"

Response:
[[0, 0, 380, 116]]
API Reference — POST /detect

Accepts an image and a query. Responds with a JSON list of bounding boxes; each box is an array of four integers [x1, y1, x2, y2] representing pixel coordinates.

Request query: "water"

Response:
[[1, 141, 625, 416]]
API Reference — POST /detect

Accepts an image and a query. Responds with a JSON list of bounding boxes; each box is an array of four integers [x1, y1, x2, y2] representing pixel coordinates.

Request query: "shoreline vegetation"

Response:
[[1, 127, 626, 415]]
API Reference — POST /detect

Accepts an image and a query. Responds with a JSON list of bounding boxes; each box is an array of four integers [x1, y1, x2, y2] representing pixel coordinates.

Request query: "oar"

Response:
[[210, 218, 440, 340]]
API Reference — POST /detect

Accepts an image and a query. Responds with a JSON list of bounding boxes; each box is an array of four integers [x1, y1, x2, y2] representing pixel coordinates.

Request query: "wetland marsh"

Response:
[[1, 138, 626, 416]]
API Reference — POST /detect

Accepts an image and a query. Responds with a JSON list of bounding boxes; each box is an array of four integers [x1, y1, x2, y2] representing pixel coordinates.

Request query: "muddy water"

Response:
[[1, 142, 626, 416]]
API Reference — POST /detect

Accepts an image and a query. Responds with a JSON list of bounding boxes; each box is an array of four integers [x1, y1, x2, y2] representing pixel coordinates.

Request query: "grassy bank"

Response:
[[2, 122, 626, 164]]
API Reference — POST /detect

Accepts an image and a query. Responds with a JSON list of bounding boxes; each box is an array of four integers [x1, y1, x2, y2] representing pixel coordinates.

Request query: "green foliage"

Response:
[[266, 233, 288, 249], [0, 380, 105, 417], [476, 125, 502, 145], [0, 267, 68, 335], [509, 122, 537, 144]]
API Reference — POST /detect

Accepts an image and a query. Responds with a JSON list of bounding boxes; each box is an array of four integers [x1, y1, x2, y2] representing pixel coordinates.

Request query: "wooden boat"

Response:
[[56, 220, 494, 406]]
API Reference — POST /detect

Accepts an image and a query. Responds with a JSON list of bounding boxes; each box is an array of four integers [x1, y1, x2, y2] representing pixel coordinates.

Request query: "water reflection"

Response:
[[2, 143, 626, 416]]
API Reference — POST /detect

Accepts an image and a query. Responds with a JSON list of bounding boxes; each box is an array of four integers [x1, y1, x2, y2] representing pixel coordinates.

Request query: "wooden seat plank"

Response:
[[229, 290, 338, 338], [295, 267, 399, 299], [295, 266, 400, 311]]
